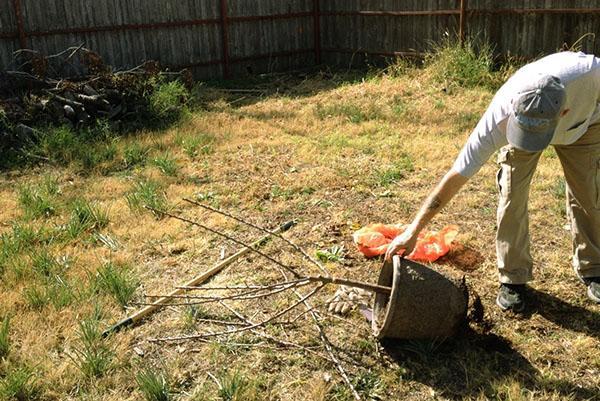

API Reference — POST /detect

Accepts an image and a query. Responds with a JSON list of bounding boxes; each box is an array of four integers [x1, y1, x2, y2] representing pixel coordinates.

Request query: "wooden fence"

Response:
[[1, 0, 599, 79]]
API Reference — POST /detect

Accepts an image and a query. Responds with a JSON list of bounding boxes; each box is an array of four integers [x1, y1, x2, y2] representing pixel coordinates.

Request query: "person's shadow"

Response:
[[525, 287, 600, 339], [378, 290, 600, 400]]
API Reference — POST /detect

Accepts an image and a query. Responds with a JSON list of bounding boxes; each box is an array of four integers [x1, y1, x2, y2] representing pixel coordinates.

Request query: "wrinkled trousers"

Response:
[[496, 123, 600, 284]]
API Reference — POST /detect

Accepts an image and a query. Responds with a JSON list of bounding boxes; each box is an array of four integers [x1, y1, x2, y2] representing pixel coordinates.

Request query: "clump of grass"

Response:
[[123, 143, 151, 169], [32, 122, 118, 170], [35, 125, 80, 165], [218, 371, 253, 401], [150, 80, 189, 122], [66, 198, 109, 239], [180, 305, 211, 332], [80, 141, 118, 171], [23, 285, 49, 310], [375, 155, 414, 186], [0, 317, 10, 358], [95, 261, 138, 308], [125, 179, 169, 218], [152, 153, 179, 176], [0, 367, 40, 400], [425, 35, 499, 89], [136, 368, 171, 401], [46, 276, 75, 310], [30, 249, 62, 278], [18, 184, 57, 220], [70, 311, 113, 378], [176, 132, 216, 158], [1, 224, 51, 261], [316, 245, 345, 263]]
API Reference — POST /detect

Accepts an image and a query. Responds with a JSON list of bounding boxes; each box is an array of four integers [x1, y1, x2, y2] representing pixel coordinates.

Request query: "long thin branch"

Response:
[[148, 285, 323, 342], [183, 198, 330, 277], [144, 280, 311, 303], [146, 206, 302, 279], [218, 301, 336, 364], [279, 268, 362, 401], [178, 277, 312, 292]]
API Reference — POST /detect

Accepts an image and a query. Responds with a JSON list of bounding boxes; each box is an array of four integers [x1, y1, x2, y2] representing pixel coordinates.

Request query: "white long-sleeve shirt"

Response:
[[452, 51, 600, 178]]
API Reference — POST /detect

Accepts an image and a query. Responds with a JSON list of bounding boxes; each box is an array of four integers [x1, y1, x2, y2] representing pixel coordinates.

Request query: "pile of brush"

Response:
[[0, 46, 192, 146]]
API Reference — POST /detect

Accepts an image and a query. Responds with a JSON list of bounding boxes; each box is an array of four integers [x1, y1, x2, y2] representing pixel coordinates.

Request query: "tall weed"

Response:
[[125, 179, 169, 218], [425, 35, 504, 90], [136, 368, 171, 401], [70, 311, 113, 378], [95, 261, 138, 308]]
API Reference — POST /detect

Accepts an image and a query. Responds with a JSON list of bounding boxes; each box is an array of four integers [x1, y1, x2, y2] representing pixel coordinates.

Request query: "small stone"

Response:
[[133, 346, 144, 357]]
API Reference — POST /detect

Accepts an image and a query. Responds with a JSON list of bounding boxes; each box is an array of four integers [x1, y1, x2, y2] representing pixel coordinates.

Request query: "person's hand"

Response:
[[384, 228, 419, 261]]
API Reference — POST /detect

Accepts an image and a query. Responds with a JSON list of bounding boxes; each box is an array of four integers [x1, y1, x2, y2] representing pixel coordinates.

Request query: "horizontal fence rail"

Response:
[[1, 1, 600, 79]]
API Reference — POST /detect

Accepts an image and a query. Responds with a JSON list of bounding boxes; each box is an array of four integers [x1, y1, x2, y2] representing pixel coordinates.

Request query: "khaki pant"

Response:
[[496, 122, 600, 284]]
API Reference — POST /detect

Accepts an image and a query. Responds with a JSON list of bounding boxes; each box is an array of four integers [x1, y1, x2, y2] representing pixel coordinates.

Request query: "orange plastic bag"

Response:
[[352, 223, 459, 262]]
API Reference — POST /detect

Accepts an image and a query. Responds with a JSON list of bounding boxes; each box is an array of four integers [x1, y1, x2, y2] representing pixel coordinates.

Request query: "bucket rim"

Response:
[[372, 255, 403, 339]]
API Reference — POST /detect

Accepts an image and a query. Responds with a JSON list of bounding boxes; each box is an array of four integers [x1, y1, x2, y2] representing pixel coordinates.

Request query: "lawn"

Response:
[[0, 46, 599, 401]]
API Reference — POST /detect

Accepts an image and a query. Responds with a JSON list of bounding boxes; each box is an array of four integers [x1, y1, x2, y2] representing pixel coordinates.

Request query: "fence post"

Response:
[[313, 0, 321, 65], [12, 0, 27, 49], [219, 0, 231, 78], [459, 0, 468, 44]]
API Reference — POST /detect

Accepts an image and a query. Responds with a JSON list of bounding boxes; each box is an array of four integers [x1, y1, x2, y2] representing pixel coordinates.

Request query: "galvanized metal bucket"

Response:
[[372, 255, 468, 340]]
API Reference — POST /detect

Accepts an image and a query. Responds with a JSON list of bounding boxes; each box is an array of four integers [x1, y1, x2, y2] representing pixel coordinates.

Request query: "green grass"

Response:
[[95, 261, 138, 308], [315, 102, 383, 124], [32, 123, 119, 170], [80, 140, 118, 171], [125, 179, 169, 218], [17, 185, 56, 220], [123, 143, 151, 169], [70, 312, 113, 379], [315, 244, 346, 263], [136, 368, 171, 401], [425, 35, 504, 90], [217, 371, 251, 401], [152, 153, 179, 176], [46, 276, 76, 310], [23, 285, 49, 310], [375, 155, 415, 186], [66, 198, 110, 239], [0, 317, 10, 358], [0, 367, 40, 401], [30, 249, 63, 278], [150, 80, 189, 121], [176, 132, 216, 158]]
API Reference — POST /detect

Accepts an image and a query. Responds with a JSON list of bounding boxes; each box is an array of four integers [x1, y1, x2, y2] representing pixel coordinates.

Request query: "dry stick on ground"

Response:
[[144, 279, 311, 301], [183, 198, 330, 277], [218, 301, 337, 364], [147, 207, 390, 295], [136, 282, 313, 307], [102, 220, 295, 337], [279, 268, 362, 401], [146, 206, 302, 279], [148, 284, 324, 342]]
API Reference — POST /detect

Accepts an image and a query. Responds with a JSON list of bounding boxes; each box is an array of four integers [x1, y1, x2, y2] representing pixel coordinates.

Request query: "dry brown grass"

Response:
[[1, 63, 599, 401]]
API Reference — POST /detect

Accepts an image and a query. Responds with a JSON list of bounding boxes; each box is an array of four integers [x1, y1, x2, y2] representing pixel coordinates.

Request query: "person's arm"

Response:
[[384, 168, 469, 260]]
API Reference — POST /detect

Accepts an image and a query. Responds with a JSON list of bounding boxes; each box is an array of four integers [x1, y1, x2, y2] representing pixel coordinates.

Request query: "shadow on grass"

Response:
[[197, 68, 373, 111], [381, 328, 597, 400], [527, 288, 600, 340]]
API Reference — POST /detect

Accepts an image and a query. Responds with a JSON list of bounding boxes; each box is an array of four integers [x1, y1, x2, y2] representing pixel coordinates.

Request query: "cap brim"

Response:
[[506, 114, 555, 152]]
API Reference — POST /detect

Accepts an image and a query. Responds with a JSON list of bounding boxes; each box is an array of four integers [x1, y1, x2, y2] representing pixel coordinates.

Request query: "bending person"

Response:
[[385, 51, 600, 312]]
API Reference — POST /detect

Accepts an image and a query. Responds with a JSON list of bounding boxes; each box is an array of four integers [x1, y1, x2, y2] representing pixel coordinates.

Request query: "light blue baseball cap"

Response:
[[507, 75, 566, 152]]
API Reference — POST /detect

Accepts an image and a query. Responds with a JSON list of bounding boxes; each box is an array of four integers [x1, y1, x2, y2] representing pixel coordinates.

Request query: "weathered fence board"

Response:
[[1, 0, 599, 79]]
